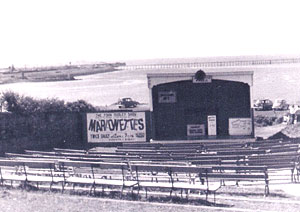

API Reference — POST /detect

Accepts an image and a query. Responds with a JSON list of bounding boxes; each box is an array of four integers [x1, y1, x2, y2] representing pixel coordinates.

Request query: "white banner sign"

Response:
[[87, 112, 146, 143], [229, 118, 252, 136]]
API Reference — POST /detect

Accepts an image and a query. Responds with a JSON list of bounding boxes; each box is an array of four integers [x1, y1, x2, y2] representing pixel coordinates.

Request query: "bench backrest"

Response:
[[53, 148, 87, 153], [25, 150, 56, 156], [211, 165, 267, 171], [130, 163, 211, 174], [58, 160, 127, 170], [0, 159, 55, 169]]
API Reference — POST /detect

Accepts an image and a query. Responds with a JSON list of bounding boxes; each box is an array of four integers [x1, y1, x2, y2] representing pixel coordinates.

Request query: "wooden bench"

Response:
[[58, 160, 138, 194], [5, 152, 68, 160], [53, 148, 87, 154], [128, 163, 220, 202], [208, 165, 269, 196], [216, 149, 267, 156], [22, 150, 141, 162], [58, 160, 220, 203], [188, 155, 246, 165], [0, 159, 64, 190], [246, 140, 294, 148], [247, 153, 299, 182]]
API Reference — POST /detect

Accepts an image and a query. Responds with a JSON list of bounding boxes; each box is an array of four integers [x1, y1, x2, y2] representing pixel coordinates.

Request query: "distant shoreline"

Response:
[[0, 67, 120, 85]]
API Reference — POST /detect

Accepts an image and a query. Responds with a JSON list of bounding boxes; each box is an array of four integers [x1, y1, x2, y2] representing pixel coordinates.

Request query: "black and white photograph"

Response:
[[0, 0, 300, 211]]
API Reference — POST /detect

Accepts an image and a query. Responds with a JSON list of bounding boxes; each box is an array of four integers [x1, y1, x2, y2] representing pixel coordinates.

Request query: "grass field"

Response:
[[1, 182, 300, 212]]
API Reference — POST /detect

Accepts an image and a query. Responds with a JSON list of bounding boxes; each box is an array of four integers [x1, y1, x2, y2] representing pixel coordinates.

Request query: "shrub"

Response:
[[65, 100, 97, 112], [0, 91, 97, 114], [254, 115, 283, 127]]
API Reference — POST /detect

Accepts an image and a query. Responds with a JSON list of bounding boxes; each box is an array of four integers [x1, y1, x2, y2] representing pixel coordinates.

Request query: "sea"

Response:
[[0, 63, 300, 107]]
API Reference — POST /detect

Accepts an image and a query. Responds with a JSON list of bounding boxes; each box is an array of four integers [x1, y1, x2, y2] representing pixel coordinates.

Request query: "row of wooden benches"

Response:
[[7, 150, 298, 172], [119, 139, 299, 150], [6, 145, 300, 182], [0, 158, 270, 203], [23, 141, 300, 162], [2, 138, 299, 201], [25, 139, 295, 157], [114, 140, 300, 174], [116, 142, 300, 155]]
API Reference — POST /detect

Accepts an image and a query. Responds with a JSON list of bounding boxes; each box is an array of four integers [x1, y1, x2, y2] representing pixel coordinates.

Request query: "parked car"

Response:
[[272, 99, 289, 111], [253, 99, 273, 111], [116, 98, 139, 108]]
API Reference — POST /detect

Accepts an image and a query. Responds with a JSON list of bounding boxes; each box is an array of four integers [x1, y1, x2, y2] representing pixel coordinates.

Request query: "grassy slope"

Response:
[[281, 123, 300, 138], [255, 123, 287, 139]]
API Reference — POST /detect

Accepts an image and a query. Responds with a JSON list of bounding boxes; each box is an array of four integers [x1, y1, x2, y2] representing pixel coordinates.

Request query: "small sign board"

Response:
[[158, 91, 176, 103], [192, 75, 212, 83], [207, 115, 217, 136], [187, 124, 205, 136], [228, 118, 252, 135]]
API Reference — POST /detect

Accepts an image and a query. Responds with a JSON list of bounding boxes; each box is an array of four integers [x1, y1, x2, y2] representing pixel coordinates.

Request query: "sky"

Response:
[[0, 0, 300, 68]]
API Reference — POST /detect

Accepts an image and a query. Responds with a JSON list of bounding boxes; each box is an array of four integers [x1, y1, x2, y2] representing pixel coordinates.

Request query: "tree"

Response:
[[0, 91, 22, 113]]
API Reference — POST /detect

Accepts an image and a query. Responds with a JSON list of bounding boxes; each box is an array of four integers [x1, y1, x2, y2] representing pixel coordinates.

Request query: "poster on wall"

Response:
[[158, 91, 176, 103], [187, 124, 205, 136], [207, 115, 217, 136], [228, 118, 252, 135], [87, 112, 146, 143]]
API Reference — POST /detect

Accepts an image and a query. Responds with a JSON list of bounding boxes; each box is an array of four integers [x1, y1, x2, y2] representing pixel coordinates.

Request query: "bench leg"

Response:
[[130, 187, 134, 197], [90, 183, 96, 195], [213, 191, 216, 205], [186, 189, 190, 200], [169, 189, 173, 197], [265, 185, 270, 196], [61, 182, 65, 193], [120, 186, 124, 198], [93, 183, 97, 195]]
